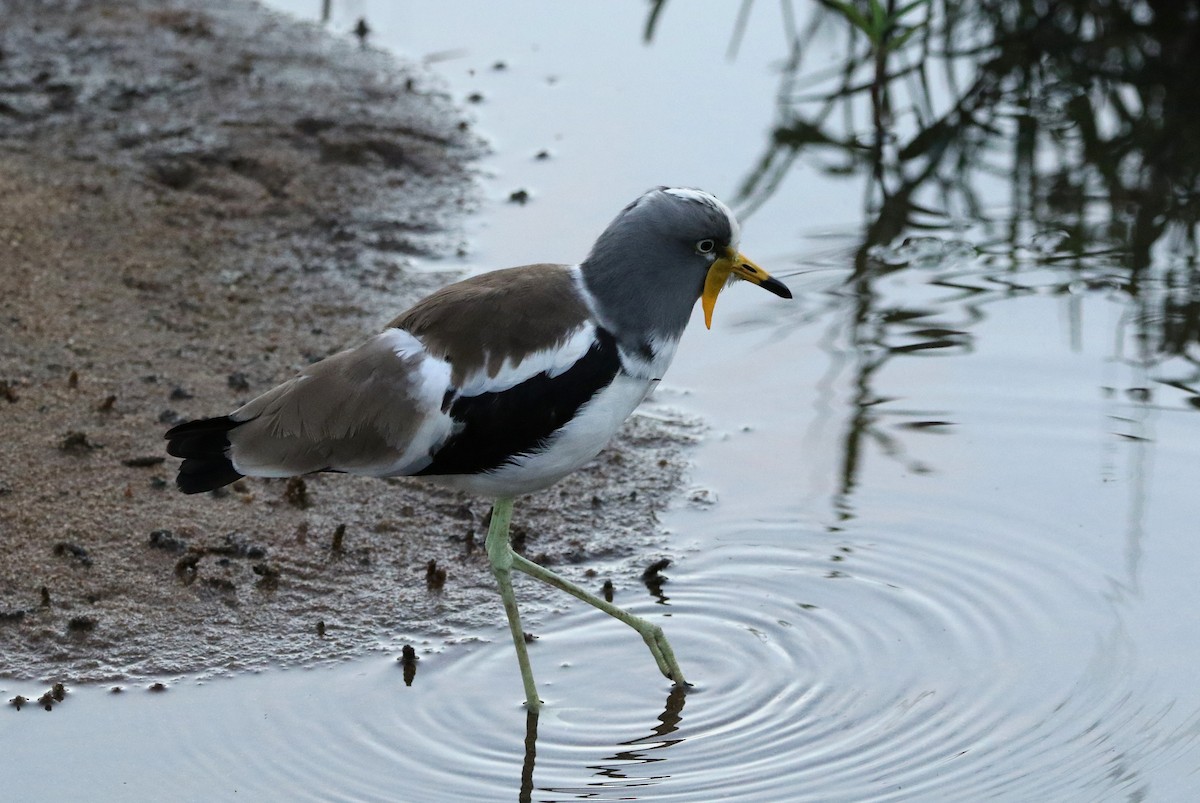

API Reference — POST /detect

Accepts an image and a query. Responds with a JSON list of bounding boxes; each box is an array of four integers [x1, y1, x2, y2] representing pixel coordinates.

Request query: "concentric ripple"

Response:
[[33, 494, 1176, 802], [5, 491, 1199, 801]]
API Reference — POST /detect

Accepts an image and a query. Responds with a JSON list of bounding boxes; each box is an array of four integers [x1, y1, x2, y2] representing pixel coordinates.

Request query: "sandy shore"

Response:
[[0, 1, 695, 683]]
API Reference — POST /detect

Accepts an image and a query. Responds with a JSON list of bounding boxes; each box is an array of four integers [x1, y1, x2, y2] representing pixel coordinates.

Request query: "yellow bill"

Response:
[[701, 248, 793, 328]]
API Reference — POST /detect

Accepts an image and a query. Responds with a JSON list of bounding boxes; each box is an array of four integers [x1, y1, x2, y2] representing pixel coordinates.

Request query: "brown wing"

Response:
[[390, 263, 591, 386], [226, 331, 447, 477]]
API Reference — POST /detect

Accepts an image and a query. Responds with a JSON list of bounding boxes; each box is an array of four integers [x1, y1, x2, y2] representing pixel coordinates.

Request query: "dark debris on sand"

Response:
[[0, 0, 699, 684]]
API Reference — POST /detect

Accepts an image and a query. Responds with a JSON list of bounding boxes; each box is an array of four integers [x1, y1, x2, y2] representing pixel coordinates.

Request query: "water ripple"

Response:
[[29, 502, 1193, 802], [247, 508, 1169, 800], [440, 501, 1189, 802]]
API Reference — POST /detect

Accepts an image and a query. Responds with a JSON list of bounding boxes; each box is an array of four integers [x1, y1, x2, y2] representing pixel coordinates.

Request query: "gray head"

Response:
[[580, 187, 790, 349]]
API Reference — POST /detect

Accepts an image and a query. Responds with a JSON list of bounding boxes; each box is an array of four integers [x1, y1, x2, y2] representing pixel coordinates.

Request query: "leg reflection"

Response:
[[523, 685, 689, 797], [519, 709, 538, 803]]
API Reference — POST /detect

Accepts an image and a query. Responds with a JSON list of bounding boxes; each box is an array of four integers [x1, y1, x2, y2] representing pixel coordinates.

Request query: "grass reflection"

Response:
[[650, 0, 1200, 521], [728, 1, 1198, 272], [647, 1, 1199, 275]]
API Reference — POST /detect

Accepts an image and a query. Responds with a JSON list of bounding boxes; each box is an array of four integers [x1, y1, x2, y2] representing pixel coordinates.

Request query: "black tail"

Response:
[[165, 416, 245, 494]]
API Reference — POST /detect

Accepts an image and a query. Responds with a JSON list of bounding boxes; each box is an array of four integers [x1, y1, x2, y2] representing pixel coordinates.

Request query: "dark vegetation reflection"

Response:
[[649, 2, 1200, 797], [654, 0, 1200, 524]]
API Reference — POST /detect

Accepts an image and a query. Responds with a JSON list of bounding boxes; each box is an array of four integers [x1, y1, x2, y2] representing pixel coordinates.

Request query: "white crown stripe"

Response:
[[662, 187, 741, 249]]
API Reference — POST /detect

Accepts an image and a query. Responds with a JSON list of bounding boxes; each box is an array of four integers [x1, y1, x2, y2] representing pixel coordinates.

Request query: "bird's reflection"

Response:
[[519, 685, 687, 801], [518, 709, 538, 803]]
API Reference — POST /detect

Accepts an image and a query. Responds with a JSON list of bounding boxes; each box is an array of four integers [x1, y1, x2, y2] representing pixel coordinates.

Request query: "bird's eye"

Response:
[[695, 239, 716, 254]]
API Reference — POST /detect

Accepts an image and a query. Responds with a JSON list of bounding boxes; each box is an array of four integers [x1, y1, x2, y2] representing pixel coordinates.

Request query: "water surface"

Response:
[[6, 1, 1200, 800]]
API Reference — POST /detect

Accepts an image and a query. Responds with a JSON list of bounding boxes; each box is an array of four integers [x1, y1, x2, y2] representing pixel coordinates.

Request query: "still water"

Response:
[[7, 1, 1200, 800]]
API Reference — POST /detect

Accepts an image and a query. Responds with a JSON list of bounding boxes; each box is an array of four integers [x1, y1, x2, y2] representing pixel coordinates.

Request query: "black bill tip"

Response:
[[759, 275, 793, 300]]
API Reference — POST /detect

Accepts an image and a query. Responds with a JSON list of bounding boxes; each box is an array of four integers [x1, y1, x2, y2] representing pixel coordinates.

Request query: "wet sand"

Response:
[[0, 0, 695, 683]]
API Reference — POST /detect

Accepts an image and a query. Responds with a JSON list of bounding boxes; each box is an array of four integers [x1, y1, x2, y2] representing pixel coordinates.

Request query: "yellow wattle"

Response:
[[701, 260, 734, 329]]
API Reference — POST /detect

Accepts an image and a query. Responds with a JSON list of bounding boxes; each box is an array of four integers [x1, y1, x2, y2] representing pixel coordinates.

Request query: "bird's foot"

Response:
[[634, 619, 689, 688]]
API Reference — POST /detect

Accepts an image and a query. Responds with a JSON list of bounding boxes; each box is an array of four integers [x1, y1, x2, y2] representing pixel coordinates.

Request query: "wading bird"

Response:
[[166, 187, 791, 710]]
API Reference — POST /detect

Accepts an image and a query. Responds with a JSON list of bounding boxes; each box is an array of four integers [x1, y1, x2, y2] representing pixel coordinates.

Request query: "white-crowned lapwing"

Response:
[[166, 187, 792, 710]]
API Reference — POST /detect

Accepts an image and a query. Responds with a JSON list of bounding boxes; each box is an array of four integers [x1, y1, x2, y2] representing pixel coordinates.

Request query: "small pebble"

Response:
[[58, 431, 99, 454], [53, 541, 92, 567], [399, 644, 419, 686], [252, 563, 280, 590], [67, 616, 97, 634], [425, 559, 447, 591], [122, 455, 164, 467], [284, 477, 310, 509]]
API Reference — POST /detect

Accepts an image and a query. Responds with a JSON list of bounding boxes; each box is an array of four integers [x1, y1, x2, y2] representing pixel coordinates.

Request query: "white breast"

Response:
[[431, 372, 656, 497]]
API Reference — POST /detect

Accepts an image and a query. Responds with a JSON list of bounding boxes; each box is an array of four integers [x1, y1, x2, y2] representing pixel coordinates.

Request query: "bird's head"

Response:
[[582, 187, 791, 339]]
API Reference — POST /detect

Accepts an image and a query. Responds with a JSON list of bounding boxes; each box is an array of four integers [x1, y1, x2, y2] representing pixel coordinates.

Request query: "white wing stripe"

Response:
[[454, 321, 599, 397]]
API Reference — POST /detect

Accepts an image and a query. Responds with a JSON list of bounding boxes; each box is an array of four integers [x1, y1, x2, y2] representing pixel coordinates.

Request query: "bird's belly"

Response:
[[430, 373, 655, 497]]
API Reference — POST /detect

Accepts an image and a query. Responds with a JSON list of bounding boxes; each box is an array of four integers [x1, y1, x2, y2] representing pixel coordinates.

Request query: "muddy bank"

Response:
[[0, 0, 696, 684]]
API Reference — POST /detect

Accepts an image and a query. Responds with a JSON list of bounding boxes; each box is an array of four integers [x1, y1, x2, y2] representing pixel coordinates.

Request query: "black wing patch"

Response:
[[165, 416, 245, 493], [417, 328, 621, 477]]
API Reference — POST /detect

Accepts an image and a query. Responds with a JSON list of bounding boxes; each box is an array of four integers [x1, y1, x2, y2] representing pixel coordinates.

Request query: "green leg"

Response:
[[510, 552, 688, 688], [486, 497, 542, 711]]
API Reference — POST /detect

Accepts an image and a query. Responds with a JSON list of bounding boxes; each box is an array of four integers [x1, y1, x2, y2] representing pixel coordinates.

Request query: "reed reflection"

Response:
[[651, 0, 1200, 527], [650, 5, 1200, 787]]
